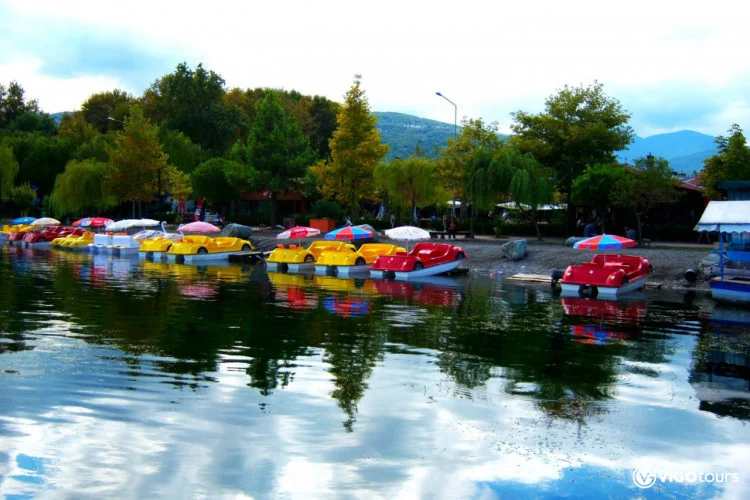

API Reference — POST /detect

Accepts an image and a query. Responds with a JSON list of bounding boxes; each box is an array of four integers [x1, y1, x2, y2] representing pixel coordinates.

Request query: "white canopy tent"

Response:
[[496, 202, 567, 211], [694, 201, 750, 234]]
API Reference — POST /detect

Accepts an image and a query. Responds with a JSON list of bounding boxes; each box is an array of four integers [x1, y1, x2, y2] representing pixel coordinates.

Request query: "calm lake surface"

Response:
[[1, 245, 749, 499]]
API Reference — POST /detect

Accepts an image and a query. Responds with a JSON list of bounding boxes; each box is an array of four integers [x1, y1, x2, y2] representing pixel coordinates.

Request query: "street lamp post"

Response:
[[436, 92, 458, 216]]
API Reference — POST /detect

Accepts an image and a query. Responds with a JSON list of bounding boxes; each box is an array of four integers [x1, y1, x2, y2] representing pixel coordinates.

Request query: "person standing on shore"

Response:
[[583, 218, 598, 237], [448, 218, 457, 239], [390, 213, 396, 228]]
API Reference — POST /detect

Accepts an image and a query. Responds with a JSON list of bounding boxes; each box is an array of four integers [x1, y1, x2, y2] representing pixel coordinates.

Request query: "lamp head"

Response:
[[435, 92, 442, 96]]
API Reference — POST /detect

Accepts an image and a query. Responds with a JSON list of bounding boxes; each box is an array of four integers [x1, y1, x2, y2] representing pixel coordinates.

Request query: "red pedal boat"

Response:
[[369, 242, 467, 280], [23, 226, 82, 248], [561, 254, 652, 298]]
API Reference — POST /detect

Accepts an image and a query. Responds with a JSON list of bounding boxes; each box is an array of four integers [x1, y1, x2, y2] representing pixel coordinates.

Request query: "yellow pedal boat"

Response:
[[314, 243, 406, 276], [266, 240, 355, 273], [166, 235, 254, 263]]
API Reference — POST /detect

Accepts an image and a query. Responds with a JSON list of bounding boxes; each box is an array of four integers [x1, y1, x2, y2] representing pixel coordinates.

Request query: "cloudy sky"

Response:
[[1, 0, 748, 138]]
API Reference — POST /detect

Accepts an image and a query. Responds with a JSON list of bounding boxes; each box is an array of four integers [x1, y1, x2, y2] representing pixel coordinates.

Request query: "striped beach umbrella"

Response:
[[573, 234, 636, 250], [277, 226, 320, 239], [324, 226, 374, 240]]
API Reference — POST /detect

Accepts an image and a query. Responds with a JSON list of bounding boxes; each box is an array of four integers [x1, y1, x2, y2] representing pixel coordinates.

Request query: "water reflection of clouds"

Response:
[[2, 336, 749, 498], [2, 263, 750, 497]]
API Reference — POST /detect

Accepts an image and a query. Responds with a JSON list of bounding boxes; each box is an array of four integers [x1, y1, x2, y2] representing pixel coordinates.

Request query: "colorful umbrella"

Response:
[[85, 217, 114, 228], [573, 234, 636, 250], [178, 221, 221, 233], [31, 217, 60, 226], [72, 218, 89, 227], [11, 216, 36, 225], [277, 226, 320, 240], [325, 226, 374, 240]]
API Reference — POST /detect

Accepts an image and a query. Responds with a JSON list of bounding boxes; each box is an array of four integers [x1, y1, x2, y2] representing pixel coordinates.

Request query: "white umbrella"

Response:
[[31, 217, 60, 226], [105, 219, 161, 232], [384, 225, 431, 250]]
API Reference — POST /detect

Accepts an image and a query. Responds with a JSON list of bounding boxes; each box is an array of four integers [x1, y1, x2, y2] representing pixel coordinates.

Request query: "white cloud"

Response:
[[0, 57, 132, 113], [2, 0, 750, 135]]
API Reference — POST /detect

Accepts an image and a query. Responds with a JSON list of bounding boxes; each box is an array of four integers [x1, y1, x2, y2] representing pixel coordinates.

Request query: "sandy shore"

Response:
[[250, 231, 712, 292]]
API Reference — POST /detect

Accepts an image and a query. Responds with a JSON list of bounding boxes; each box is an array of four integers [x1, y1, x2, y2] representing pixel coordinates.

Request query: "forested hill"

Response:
[[373, 112, 457, 161], [616, 130, 717, 175]]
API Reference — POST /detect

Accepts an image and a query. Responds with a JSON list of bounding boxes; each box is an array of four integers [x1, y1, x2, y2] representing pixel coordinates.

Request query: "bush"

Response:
[[310, 199, 344, 221], [357, 217, 391, 230], [9, 183, 36, 216]]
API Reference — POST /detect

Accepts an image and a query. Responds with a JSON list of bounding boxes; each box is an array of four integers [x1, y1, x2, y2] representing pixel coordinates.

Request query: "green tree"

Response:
[[374, 156, 444, 222], [571, 163, 627, 232], [307, 95, 340, 159], [246, 91, 313, 226], [106, 107, 168, 214], [0, 81, 40, 128], [611, 155, 681, 242], [699, 124, 750, 199], [74, 133, 115, 162], [510, 81, 634, 231], [58, 112, 98, 148], [158, 126, 205, 174], [81, 89, 134, 133], [0, 144, 19, 200], [190, 158, 242, 207], [15, 135, 75, 198], [142, 63, 247, 154], [10, 112, 57, 135], [162, 165, 192, 202], [311, 76, 389, 215], [49, 159, 117, 216], [466, 146, 555, 239], [9, 183, 36, 215], [438, 117, 502, 216]]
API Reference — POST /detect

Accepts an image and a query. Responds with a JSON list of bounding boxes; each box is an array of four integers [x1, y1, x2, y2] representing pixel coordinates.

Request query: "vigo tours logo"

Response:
[[633, 468, 739, 489]]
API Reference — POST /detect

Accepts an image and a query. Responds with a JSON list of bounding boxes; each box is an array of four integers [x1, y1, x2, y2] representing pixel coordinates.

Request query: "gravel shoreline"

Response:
[[250, 231, 712, 292]]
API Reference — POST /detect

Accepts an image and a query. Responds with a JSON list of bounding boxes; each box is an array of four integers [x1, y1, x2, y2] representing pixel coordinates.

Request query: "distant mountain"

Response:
[[49, 112, 70, 123], [616, 130, 717, 175], [373, 112, 456, 161], [373, 111, 511, 161]]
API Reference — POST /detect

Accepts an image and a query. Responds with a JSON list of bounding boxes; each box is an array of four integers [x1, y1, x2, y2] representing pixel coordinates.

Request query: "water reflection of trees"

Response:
[[2, 252, 717, 430], [690, 308, 750, 421]]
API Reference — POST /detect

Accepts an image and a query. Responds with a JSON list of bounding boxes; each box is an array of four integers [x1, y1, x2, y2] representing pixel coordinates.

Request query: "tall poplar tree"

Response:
[[311, 76, 388, 215], [246, 91, 312, 226], [106, 107, 168, 216]]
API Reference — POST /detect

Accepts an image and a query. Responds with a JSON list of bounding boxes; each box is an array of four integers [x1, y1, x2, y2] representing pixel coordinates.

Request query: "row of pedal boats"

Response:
[[3, 223, 656, 292], [266, 240, 468, 279], [1, 223, 253, 263], [1, 223, 471, 278]]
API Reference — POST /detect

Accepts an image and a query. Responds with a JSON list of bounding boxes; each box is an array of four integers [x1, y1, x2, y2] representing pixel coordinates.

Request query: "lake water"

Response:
[[1, 246, 749, 499]]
